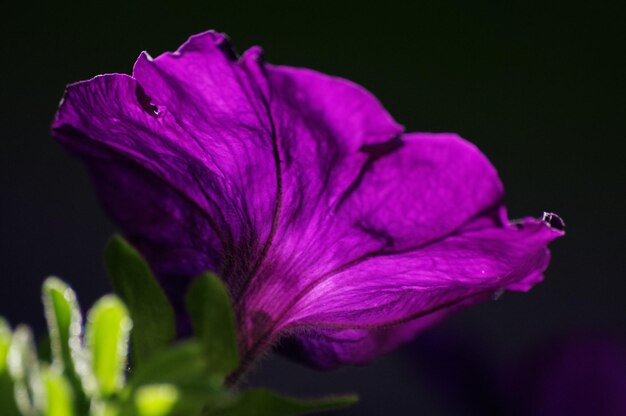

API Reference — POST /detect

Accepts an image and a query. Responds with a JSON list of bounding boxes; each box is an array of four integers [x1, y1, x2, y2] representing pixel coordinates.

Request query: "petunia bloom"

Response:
[[51, 31, 563, 372]]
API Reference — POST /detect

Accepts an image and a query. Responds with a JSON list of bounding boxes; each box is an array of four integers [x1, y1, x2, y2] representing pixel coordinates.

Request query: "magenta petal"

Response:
[[52, 31, 402, 293], [51, 30, 563, 370], [335, 132, 505, 250], [290, 218, 561, 327], [241, 132, 506, 316], [280, 294, 488, 369], [279, 217, 561, 368]]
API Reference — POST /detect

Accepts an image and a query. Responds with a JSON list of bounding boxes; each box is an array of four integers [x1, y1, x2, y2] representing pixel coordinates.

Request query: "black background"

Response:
[[1, 1, 624, 414]]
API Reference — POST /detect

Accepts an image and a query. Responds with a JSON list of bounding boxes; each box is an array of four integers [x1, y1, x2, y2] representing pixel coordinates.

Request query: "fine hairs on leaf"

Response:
[[7, 325, 44, 414], [41, 278, 89, 414], [85, 295, 132, 398]]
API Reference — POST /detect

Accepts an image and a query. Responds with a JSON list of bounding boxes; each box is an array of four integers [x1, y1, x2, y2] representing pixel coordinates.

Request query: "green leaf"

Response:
[[0, 318, 11, 374], [185, 273, 239, 378], [0, 369, 19, 416], [37, 334, 52, 364], [104, 235, 176, 368], [41, 278, 90, 414], [134, 384, 179, 416], [122, 342, 224, 416], [127, 341, 214, 389], [41, 367, 74, 416], [42, 278, 82, 371], [7, 325, 44, 414], [208, 389, 358, 416], [91, 400, 121, 416], [86, 295, 132, 397], [0, 318, 20, 416], [122, 341, 223, 416]]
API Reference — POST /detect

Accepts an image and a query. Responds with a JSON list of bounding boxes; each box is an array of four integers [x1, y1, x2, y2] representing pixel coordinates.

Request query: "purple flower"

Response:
[[51, 31, 563, 371]]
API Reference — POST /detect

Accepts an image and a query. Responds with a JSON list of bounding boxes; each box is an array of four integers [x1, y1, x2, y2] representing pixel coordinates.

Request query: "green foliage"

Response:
[[122, 341, 224, 416], [86, 296, 132, 398], [209, 389, 359, 416], [41, 278, 87, 412], [0, 236, 357, 415], [0, 318, 20, 416], [133, 384, 179, 416], [186, 273, 239, 379], [8, 325, 44, 414], [104, 236, 176, 369], [0, 318, 11, 373], [41, 367, 74, 416], [42, 278, 79, 373]]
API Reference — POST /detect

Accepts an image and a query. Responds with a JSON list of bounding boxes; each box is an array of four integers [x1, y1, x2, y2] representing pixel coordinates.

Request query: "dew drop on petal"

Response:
[[135, 84, 166, 118], [542, 212, 565, 231]]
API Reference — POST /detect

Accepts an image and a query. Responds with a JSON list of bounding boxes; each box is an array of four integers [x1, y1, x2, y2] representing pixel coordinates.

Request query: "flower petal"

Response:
[[51, 73, 249, 301], [51, 31, 563, 370], [278, 217, 562, 368], [52, 31, 403, 299], [241, 132, 507, 337], [279, 295, 485, 370], [334, 132, 505, 251]]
